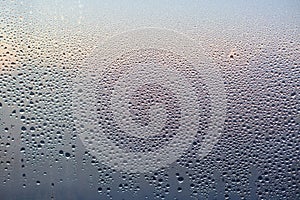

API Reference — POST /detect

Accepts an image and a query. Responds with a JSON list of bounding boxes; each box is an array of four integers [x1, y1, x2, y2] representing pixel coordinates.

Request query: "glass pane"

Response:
[[0, 0, 299, 199]]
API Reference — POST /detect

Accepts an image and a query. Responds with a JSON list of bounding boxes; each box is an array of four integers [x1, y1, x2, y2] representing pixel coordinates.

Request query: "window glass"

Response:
[[0, 1, 299, 199]]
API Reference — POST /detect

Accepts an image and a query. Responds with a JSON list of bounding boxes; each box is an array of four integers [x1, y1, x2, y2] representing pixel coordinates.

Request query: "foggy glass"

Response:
[[0, 1, 299, 199]]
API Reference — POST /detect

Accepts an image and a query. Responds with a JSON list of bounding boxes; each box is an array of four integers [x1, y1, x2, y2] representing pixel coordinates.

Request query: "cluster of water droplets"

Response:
[[0, 1, 299, 199]]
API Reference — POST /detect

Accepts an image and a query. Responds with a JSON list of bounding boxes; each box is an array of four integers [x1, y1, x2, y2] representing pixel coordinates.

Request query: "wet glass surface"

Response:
[[0, 1, 299, 199]]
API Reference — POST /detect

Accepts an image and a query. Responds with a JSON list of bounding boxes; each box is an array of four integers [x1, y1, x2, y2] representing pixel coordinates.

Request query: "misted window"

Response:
[[0, 1, 299, 199]]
